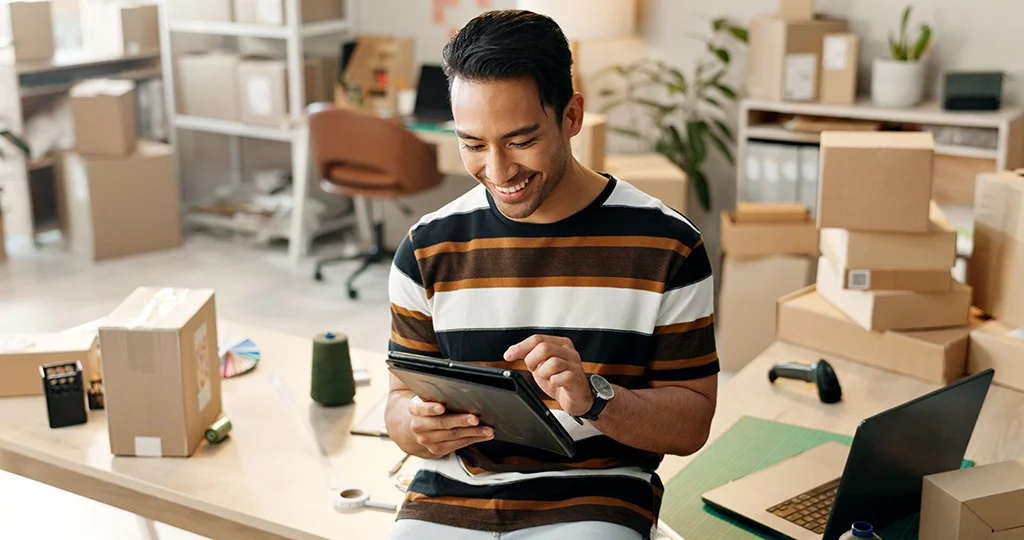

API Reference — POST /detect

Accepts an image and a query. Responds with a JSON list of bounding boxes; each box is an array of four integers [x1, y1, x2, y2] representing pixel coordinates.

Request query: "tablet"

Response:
[[386, 351, 576, 457]]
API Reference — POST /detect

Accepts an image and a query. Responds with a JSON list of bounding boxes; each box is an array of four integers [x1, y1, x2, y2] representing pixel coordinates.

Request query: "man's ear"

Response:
[[562, 93, 585, 138]]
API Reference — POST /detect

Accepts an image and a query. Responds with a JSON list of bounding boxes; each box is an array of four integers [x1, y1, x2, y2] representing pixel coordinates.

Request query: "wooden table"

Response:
[[4, 325, 1022, 540], [0, 322, 407, 540]]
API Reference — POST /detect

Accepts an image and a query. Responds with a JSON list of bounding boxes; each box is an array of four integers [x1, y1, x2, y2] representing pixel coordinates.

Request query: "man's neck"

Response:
[[517, 160, 608, 225]]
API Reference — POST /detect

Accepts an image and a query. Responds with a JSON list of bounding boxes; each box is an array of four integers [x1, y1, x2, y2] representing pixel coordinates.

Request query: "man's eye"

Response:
[[510, 138, 537, 149], [462, 144, 485, 151]]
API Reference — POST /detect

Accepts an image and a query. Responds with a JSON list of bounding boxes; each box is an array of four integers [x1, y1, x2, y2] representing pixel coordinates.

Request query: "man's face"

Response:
[[450, 76, 573, 220]]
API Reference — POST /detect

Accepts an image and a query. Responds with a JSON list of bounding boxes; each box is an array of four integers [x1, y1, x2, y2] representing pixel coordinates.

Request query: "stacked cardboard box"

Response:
[[1, 1, 55, 62], [64, 80, 181, 261], [965, 170, 1024, 391], [779, 131, 977, 383], [717, 203, 818, 371]]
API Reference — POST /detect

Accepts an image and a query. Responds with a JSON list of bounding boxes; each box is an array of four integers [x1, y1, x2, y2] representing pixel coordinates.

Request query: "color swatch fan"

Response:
[[218, 332, 260, 378]]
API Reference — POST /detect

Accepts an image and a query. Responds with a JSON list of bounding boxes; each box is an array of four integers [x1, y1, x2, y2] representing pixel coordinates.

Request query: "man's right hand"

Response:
[[408, 395, 495, 456]]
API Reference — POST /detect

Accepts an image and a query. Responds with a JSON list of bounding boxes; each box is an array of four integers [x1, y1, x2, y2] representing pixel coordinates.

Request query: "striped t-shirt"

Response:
[[388, 176, 719, 538]]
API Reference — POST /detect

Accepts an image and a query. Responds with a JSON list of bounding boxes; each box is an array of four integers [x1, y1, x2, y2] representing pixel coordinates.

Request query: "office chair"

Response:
[[307, 103, 443, 299]]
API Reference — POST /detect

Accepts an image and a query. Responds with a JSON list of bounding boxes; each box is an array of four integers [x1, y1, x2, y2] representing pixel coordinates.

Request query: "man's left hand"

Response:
[[504, 335, 593, 417]]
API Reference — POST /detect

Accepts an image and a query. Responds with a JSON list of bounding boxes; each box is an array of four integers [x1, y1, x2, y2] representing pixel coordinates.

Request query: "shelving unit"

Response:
[[737, 98, 1024, 207], [158, 0, 357, 265]]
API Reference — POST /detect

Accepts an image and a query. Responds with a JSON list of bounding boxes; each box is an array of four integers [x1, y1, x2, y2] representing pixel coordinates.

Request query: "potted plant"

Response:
[[594, 18, 747, 211], [872, 5, 932, 108]]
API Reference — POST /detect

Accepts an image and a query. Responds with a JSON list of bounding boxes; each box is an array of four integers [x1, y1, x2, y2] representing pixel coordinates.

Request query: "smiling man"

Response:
[[384, 9, 719, 540]]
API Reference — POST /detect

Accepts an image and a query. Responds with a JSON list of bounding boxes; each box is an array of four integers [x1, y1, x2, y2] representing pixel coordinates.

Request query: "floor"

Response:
[[0, 233, 731, 540]]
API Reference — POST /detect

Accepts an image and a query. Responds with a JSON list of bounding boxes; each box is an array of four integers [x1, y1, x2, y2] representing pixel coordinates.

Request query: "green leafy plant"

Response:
[[0, 116, 30, 161], [595, 18, 747, 211], [888, 5, 932, 61]]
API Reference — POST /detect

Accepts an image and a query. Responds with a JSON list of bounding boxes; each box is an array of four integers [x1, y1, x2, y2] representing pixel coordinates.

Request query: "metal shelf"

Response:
[[747, 124, 1000, 160], [167, 18, 352, 39], [175, 116, 298, 142]]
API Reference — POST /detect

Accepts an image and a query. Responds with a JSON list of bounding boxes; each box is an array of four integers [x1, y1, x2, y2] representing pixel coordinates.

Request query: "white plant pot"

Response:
[[871, 58, 926, 108]]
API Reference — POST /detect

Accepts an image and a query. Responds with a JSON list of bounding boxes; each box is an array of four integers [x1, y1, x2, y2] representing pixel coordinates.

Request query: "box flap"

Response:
[[820, 130, 934, 150], [929, 460, 1024, 531], [102, 287, 216, 331], [0, 333, 97, 355], [70, 79, 135, 98]]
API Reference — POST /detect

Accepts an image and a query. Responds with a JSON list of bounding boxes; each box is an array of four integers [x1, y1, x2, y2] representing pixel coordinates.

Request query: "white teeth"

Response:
[[496, 177, 531, 194]]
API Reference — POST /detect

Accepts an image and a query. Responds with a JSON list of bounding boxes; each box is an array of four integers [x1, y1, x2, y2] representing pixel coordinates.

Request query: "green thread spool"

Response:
[[205, 416, 232, 444], [310, 332, 356, 406]]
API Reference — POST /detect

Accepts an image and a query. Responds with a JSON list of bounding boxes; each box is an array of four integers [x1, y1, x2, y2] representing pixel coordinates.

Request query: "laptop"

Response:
[[406, 64, 453, 125], [702, 369, 994, 540]]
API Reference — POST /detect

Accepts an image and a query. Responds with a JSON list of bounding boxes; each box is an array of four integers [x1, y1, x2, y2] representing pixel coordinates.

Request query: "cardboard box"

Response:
[[717, 255, 816, 371], [735, 202, 809, 223], [819, 203, 957, 271], [70, 79, 137, 156], [921, 459, 1024, 540], [819, 224, 952, 292], [1, 1, 55, 61], [820, 33, 857, 106], [176, 52, 240, 121], [167, 0, 232, 21], [817, 256, 970, 331], [0, 209, 6, 262], [63, 141, 182, 261], [304, 55, 339, 104], [99, 287, 221, 457], [605, 153, 688, 215], [82, 2, 160, 57], [0, 334, 99, 397], [776, 0, 814, 20], [237, 58, 289, 127], [969, 320, 1024, 393], [720, 211, 818, 258], [777, 287, 974, 383], [969, 170, 1024, 328], [747, 16, 848, 102], [344, 35, 416, 116], [233, 0, 342, 25], [817, 131, 934, 232]]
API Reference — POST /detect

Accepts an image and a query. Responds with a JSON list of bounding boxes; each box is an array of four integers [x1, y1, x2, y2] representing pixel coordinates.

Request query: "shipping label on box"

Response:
[[969, 170, 1024, 328], [784, 53, 817, 101]]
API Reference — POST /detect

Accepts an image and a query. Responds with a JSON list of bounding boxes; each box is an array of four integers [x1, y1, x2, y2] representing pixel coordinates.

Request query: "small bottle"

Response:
[[839, 521, 882, 540]]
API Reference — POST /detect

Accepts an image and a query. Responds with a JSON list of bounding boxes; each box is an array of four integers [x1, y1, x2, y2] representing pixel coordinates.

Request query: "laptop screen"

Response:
[[413, 65, 453, 121]]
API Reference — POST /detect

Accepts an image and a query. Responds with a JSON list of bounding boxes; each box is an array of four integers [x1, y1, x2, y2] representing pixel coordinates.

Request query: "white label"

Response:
[[256, 0, 284, 25], [126, 41, 140, 56], [823, 36, 849, 71], [784, 53, 818, 101], [194, 322, 212, 412], [848, 270, 872, 290], [246, 76, 274, 116], [1009, 328, 1024, 341], [134, 436, 162, 457]]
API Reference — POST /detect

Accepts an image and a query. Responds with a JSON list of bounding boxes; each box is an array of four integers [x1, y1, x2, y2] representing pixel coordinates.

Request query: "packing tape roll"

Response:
[[205, 416, 233, 444], [310, 332, 356, 406], [333, 487, 397, 512]]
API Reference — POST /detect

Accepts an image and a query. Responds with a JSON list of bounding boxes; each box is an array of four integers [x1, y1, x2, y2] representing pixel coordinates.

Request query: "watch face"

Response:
[[591, 375, 615, 400]]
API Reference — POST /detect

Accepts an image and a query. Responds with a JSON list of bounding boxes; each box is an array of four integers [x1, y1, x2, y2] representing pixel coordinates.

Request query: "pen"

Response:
[[388, 453, 410, 477]]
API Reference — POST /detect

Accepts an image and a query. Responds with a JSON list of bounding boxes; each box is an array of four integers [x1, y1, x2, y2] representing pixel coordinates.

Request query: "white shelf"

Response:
[[168, 18, 352, 39], [12, 49, 161, 75], [933, 144, 999, 160], [743, 98, 1022, 128], [175, 115, 298, 142]]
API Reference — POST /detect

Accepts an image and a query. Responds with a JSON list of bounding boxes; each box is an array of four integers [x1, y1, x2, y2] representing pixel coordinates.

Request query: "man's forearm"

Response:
[[591, 384, 716, 456], [385, 390, 437, 459]]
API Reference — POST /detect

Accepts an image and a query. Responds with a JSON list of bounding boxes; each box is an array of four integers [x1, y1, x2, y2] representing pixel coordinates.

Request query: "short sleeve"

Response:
[[646, 239, 719, 382], [388, 233, 441, 356]]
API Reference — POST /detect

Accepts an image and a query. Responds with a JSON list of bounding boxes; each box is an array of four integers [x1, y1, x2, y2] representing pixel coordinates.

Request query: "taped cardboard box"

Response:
[[818, 202, 957, 271], [747, 16, 848, 102], [605, 153, 688, 215], [63, 141, 182, 261], [176, 52, 241, 121], [817, 131, 934, 233], [721, 210, 818, 258], [81, 2, 160, 57], [233, 0, 342, 25], [717, 255, 816, 371], [921, 459, 1024, 540], [969, 170, 1024, 328], [817, 256, 970, 331], [99, 288, 221, 457], [819, 223, 952, 292], [0, 334, 99, 397], [0, 1, 54, 61], [776, 287, 974, 383], [70, 79, 137, 156], [968, 320, 1024, 393], [820, 33, 857, 106]]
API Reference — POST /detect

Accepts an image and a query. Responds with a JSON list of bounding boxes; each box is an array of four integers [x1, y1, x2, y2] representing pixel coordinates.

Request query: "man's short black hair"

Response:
[[442, 10, 574, 119]]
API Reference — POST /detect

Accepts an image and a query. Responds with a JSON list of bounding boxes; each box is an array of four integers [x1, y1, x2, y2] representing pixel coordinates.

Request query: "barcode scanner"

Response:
[[768, 359, 842, 404]]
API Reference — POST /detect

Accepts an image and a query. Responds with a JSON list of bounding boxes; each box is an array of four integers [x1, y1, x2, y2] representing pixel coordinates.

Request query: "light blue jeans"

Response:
[[387, 519, 646, 539]]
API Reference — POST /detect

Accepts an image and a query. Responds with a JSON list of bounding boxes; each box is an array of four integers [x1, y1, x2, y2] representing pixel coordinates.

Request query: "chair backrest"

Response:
[[307, 103, 443, 198]]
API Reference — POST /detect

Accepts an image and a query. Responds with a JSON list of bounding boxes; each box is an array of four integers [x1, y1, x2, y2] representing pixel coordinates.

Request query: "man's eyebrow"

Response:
[[454, 124, 541, 142]]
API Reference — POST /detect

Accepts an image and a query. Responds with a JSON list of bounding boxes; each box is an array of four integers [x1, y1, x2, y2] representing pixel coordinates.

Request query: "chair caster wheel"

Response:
[[314, 270, 324, 282], [347, 288, 358, 299]]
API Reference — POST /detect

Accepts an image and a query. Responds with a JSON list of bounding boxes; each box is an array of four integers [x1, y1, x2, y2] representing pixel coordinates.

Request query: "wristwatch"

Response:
[[573, 374, 615, 424]]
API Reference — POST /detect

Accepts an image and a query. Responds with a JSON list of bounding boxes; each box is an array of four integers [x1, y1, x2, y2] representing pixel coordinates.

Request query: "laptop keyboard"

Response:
[[766, 477, 841, 534]]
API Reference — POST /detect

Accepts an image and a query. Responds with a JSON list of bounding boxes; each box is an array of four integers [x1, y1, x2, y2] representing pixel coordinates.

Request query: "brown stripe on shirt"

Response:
[[391, 303, 431, 320], [433, 276, 665, 294], [398, 499, 654, 536], [648, 351, 719, 371], [390, 330, 441, 353], [654, 314, 714, 335], [414, 235, 692, 260], [392, 311, 436, 346], [406, 492, 655, 521], [462, 456, 629, 475]]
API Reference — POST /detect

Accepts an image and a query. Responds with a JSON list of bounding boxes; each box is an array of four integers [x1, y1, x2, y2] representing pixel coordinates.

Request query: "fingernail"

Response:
[[483, 428, 494, 437], [467, 416, 478, 426], [503, 349, 512, 361], [433, 405, 443, 414]]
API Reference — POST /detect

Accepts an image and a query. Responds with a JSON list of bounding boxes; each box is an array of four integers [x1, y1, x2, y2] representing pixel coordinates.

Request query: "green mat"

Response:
[[660, 416, 972, 540]]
